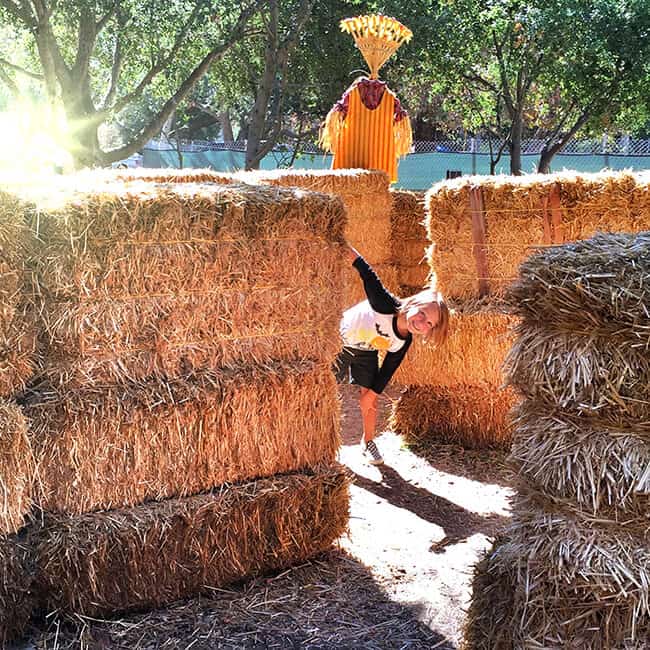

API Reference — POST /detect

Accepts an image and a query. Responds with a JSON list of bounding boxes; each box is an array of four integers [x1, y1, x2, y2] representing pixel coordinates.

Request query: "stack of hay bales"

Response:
[[464, 231, 650, 648], [392, 171, 650, 448], [389, 189, 431, 292], [0, 189, 40, 644], [0, 180, 349, 640], [240, 169, 395, 307]]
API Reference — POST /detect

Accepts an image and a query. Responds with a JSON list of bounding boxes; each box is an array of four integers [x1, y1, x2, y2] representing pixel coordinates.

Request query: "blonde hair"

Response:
[[400, 288, 450, 346]]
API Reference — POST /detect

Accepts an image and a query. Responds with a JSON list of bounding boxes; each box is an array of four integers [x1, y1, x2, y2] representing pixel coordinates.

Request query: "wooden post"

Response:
[[469, 186, 489, 297]]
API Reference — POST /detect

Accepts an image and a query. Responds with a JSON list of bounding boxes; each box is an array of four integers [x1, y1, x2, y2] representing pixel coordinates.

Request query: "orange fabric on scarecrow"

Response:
[[319, 15, 413, 183]]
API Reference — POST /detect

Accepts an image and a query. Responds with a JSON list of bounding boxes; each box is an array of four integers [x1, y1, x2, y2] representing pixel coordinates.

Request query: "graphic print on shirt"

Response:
[[340, 302, 404, 353]]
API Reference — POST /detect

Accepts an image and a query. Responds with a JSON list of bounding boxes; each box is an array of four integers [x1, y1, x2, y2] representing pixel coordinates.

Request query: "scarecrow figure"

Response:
[[319, 14, 413, 183]]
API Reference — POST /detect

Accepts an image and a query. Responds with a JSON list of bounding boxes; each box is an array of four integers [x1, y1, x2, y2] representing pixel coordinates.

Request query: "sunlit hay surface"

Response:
[[0, 534, 34, 646], [510, 403, 650, 519], [461, 537, 517, 650], [31, 464, 349, 618], [26, 361, 340, 514], [505, 322, 650, 428], [498, 495, 650, 649], [390, 383, 517, 449], [78, 167, 237, 185], [0, 190, 39, 394], [396, 299, 518, 387], [0, 400, 33, 534], [25, 182, 346, 386], [241, 169, 393, 264], [426, 171, 650, 300], [507, 231, 650, 341]]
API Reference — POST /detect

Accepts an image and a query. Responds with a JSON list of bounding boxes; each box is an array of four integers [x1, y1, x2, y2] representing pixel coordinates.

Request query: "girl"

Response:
[[335, 245, 449, 464]]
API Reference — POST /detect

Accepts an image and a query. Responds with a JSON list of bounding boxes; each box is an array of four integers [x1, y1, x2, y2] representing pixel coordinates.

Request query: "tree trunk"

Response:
[[220, 110, 234, 143], [538, 147, 553, 173], [62, 86, 103, 168], [509, 113, 523, 175]]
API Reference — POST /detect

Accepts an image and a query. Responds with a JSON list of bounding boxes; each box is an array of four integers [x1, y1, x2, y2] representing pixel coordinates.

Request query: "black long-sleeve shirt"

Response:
[[339, 256, 412, 393]]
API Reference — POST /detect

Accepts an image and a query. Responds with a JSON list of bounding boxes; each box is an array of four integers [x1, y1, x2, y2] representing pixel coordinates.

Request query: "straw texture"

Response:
[[26, 361, 340, 514], [0, 534, 34, 645], [390, 384, 516, 448], [31, 465, 349, 617], [465, 230, 650, 648], [26, 183, 345, 386], [427, 171, 650, 300], [0, 400, 33, 534], [390, 189, 430, 289]]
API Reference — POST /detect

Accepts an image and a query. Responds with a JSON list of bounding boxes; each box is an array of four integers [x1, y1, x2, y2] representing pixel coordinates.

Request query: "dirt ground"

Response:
[[20, 385, 514, 649]]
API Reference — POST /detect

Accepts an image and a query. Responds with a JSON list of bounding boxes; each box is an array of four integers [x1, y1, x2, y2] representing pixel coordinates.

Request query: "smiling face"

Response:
[[405, 302, 440, 338]]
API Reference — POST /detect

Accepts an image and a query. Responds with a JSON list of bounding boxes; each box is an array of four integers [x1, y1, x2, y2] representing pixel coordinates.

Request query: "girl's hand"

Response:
[[347, 244, 361, 264]]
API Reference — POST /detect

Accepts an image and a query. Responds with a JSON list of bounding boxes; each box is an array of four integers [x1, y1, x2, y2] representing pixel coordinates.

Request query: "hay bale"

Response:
[[427, 171, 650, 300], [462, 537, 517, 650], [390, 384, 516, 448], [0, 190, 38, 395], [26, 360, 339, 514], [0, 400, 33, 534], [31, 464, 349, 617], [505, 322, 650, 428], [242, 169, 393, 264], [26, 183, 345, 386], [511, 404, 650, 518], [0, 534, 34, 645], [501, 496, 650, 649], [389, 190, 431, 290], [507, 231, 650, 341], [396, 300, 517, 387], [96, 167, 237, 184]]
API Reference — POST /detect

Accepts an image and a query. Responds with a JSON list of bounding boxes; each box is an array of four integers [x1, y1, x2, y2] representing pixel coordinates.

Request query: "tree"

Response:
[[0, 0, 264, 168], [407, 0, 650, 175]]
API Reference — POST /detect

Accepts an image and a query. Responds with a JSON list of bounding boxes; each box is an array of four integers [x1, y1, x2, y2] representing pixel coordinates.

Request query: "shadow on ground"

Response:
[[21, 551, 456, 650], [351, 464, 508, 553]]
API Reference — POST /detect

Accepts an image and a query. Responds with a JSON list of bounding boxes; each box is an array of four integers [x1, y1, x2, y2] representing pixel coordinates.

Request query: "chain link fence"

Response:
[[143, 136, 650, 190]]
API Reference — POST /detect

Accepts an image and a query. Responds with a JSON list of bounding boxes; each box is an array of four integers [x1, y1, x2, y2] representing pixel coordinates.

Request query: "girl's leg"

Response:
[[359, 387, 378, 444]]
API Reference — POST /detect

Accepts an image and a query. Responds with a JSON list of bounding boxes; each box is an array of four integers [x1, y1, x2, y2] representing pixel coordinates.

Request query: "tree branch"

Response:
[[96, 0, 117, 33], [0, 65, 20, 97], [492, 29, 515, 114], [106, 0, 210, 116], [0, 56, 43, 80], [100, 0, 264, 164]]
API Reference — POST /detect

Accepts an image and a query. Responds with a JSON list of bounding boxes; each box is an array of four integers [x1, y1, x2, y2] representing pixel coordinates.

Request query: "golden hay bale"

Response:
[[27, 361, 340, 514], [27, 183, 346, 386], [0, 190, 39, 394], [0, 535, 34, 645], [343, 262, 399, 308], [461, 537, 517, 650], [394, 263, 431, 290], [390, 189, 426, 241], [505, 322, 650, 429], [241, 169, 393, 264], [389, 384, 517, 449], [396, 300, 518, 387], [510, 404, 650, 519], [500, 496, 650, 649], [31, 464, 349, 617], [90, 167, 237, 184], [507, 231, 650, 341], [427, 171, 650, 300], [0, 400, 33, 534]]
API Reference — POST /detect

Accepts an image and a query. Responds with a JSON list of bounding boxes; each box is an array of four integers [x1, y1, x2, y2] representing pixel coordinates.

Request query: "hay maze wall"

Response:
[[0, 177, 350, 643], [391, 171, 650, 448], [464, 232, 650, 648]]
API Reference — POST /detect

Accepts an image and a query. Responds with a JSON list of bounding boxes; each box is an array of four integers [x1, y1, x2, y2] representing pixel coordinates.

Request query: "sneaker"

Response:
[[363, 440, 384, 465]]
